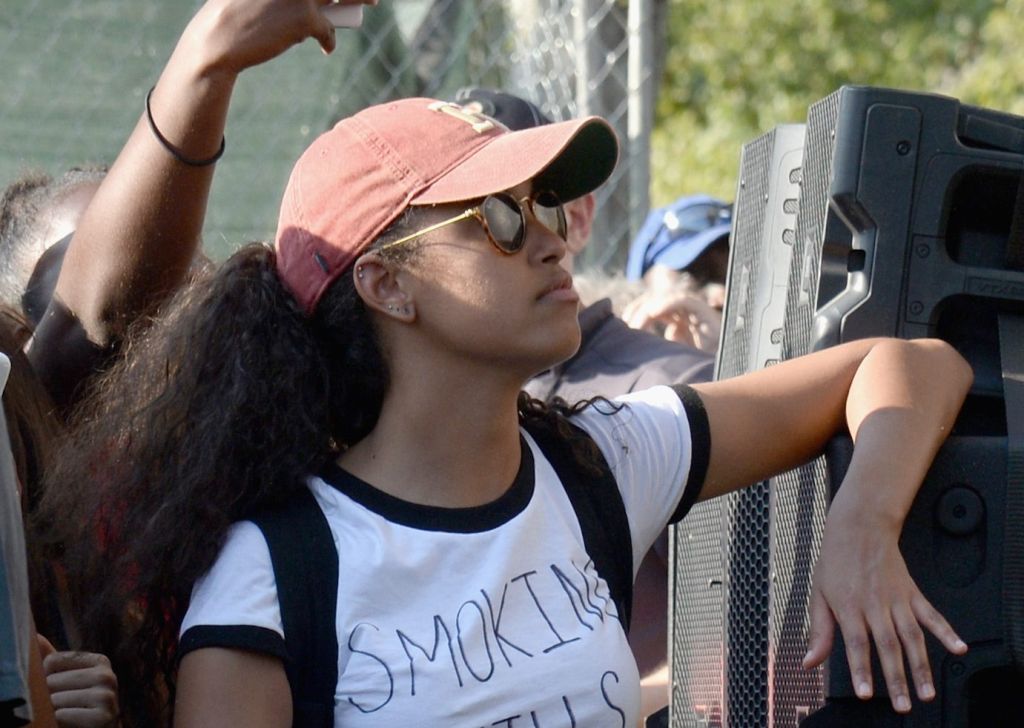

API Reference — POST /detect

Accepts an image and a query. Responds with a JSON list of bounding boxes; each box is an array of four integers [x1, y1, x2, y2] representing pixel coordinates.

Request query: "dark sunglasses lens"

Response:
[[532, 191, 567, 240], [482, 194, 525, 252]]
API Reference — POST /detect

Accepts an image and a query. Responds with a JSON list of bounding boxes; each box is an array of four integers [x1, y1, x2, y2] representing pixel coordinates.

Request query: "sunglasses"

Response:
[[378, 190, 567, 255]]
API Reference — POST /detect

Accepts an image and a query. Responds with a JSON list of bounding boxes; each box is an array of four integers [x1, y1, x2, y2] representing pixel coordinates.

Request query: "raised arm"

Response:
[[27, 0, 369, 409], [691, 337, 973, 713]]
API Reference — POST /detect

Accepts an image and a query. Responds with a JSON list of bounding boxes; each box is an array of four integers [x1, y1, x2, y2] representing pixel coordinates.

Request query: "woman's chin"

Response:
[[535, 327, 582, 373]]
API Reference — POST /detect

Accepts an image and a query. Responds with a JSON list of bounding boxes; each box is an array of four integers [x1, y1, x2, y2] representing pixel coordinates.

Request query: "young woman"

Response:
[[43, 3, 972, 727]]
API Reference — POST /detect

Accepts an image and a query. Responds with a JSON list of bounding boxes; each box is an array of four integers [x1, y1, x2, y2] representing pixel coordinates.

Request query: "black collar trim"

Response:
[[317, 436, 535, 533]]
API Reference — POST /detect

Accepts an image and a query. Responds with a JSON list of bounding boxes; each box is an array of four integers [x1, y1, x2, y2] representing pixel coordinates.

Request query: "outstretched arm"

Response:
[[691, 337, 973, 713], [27, 0, 369, 409]]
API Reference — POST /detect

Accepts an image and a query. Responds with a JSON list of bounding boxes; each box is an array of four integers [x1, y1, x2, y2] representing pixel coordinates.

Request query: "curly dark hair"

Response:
[[39, 213, 612, 723], [38, 241, 347, 723]]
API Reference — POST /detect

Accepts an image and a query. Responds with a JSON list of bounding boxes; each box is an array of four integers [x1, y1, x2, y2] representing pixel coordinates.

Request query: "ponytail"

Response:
[[39, 242, 389, 723]]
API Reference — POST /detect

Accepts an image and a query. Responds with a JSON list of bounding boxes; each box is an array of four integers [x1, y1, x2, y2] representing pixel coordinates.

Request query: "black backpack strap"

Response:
[[251, 487, 338, 727], [524, 417, 634, 632]]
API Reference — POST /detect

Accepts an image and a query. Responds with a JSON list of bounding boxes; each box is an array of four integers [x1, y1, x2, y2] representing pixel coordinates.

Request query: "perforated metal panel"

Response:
[[671, 497, 726, 727], [671, 125, 805, 727], [718, 128, 773, 728], [763, 91, 843, 726], [781, 90, 840, 363]]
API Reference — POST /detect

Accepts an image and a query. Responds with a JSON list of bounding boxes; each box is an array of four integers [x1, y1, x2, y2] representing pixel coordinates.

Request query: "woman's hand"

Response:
[[186, 0, 378, 77], [802, 500, 967, 713], [37, 636, 120, 728], [694, 337, 972, 713], [39, 0, 379, 369], [797, 339, 972, 714], [622, 283, 723, 353]]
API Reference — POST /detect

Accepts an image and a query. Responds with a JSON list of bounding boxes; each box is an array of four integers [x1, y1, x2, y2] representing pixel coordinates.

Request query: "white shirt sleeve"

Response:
[[178, 521, 286, 659], [571, 385, 708, 570]]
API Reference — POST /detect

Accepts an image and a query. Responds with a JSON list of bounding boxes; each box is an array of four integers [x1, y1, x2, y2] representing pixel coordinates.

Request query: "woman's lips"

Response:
[[538, 274, 579, 303]]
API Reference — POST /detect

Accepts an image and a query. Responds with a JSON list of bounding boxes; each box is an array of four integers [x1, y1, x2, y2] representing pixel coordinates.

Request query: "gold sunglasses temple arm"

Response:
[[376, 208, 478, 253]]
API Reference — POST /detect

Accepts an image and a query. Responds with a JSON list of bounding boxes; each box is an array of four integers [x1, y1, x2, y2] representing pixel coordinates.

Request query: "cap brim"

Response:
[[648, 223, 733, 273], [411, 117, 618, 205]]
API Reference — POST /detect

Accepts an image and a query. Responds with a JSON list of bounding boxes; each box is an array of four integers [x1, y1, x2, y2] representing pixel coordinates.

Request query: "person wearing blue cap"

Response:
[[625, 195, 732, 284], [623, 196, 733, 353]]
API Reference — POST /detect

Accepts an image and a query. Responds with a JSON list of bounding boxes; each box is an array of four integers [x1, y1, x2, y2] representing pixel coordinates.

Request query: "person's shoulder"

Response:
[[590, 311, 701, 356], [589, 313, 713, 375]]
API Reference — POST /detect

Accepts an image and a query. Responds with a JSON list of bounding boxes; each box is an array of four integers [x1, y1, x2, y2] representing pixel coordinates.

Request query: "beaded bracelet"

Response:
[[145, 86, 226, 167]]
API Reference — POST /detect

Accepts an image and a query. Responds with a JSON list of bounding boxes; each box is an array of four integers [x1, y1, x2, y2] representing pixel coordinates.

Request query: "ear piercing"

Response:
[[356, 266, 364, 280]]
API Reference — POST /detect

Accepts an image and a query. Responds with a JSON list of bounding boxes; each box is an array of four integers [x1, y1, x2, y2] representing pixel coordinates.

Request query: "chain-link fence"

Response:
[[0, 0, 658, 270]]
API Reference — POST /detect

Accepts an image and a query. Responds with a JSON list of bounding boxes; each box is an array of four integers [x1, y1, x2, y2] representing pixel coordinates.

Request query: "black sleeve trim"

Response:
[[669, 384, 711, 523], [177, 625, 287, 662]]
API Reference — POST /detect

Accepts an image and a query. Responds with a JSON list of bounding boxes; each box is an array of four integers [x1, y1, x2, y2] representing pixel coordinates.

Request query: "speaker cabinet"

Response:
[[671, 85, 1024, 727], [791, 85, 1024, 727]]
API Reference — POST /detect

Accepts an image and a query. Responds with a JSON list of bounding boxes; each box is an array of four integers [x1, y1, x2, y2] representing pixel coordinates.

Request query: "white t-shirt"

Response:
[[180, 385, 709, 727]]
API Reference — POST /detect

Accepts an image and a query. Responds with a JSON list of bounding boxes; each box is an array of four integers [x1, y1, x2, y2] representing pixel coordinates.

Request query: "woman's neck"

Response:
[[337, 361, 526, 509]]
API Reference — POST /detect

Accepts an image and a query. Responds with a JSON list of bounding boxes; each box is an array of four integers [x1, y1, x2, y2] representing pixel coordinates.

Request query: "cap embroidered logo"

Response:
[[427, 101, 499, 134]]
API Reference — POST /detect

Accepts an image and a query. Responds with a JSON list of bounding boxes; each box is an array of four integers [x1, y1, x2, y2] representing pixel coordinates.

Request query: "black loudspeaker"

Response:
[[672, 85, 1024, 727], [670, 124, 806, 728], [775, 86, 1024, 727]]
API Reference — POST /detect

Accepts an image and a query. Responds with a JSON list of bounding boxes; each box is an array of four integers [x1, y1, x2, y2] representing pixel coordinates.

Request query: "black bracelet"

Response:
[[145, 86, 225, 167]]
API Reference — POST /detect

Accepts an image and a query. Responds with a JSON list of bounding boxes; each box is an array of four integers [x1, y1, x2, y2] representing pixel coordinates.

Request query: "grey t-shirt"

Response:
[[526, 298, 714, 404]]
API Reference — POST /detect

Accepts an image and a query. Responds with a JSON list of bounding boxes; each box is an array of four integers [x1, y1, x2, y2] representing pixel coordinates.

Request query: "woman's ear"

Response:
[[352, 255, 415, 321]]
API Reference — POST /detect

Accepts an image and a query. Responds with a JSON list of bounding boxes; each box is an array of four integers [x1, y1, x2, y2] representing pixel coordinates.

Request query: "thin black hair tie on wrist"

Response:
[[145, 86, 225, 167]]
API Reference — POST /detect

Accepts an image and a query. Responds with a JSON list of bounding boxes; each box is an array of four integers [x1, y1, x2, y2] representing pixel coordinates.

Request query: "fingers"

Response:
[[912, 591, 967, 656], [46, 666, 118, 695], [311, 2, 338, 54], [622, 300, 656, 332], [892, 602, 934, 703], [801, 586, 835, 670], [44, 654, 119, 728], [835, 596, 963, 713], [663, 320, 693, 347], [836, 616, 876, 702], [37, 633, 57, 659], [51, 701, 119, 728], [866, 613, 914, 712], [43, 651, 112, 677]]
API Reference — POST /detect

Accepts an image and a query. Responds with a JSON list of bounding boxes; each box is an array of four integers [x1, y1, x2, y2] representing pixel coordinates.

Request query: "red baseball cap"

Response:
[[274, 98, 618, 313]]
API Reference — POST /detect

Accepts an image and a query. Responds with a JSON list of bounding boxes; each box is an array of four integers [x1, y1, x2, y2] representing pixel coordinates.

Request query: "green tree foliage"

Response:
[[946, 0, 1024, 114], [651, 0, 1005, 204]]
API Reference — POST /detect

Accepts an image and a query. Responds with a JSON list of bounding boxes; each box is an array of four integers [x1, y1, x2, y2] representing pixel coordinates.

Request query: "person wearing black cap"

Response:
[[455, 87, 714, 403], [456, 87, 714, 720]]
